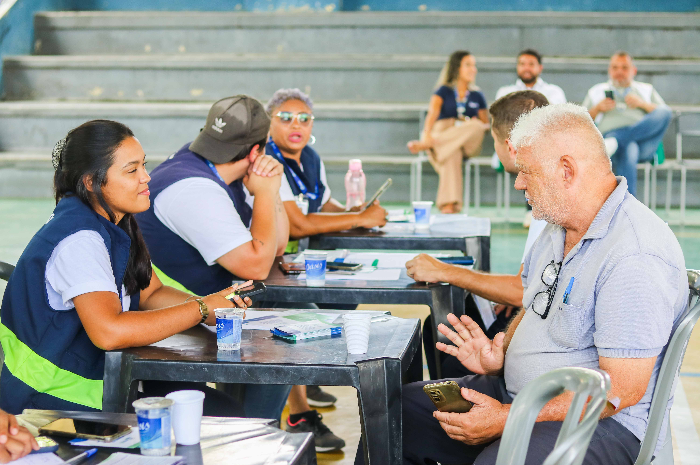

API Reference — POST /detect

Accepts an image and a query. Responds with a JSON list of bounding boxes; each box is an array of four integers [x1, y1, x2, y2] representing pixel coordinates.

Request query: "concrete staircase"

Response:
[[2, 11, 700, 205]]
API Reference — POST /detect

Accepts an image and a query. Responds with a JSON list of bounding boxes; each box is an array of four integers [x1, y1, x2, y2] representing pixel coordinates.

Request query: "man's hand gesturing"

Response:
[[436, 313, 505, 376]]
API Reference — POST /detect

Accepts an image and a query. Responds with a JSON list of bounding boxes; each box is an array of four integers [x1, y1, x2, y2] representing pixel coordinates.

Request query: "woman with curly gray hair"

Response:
[[265, 88, 387, 238]]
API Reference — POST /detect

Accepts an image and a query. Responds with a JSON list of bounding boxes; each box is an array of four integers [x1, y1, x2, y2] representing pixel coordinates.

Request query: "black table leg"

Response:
[[356, 358, 403, 465], [102, 351, 136, 413]]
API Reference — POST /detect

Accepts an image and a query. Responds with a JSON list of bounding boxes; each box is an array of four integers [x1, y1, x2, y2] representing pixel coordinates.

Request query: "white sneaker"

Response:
[[604, 137, 618, 157]]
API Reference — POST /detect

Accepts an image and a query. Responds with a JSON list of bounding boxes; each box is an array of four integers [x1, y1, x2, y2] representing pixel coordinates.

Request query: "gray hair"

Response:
[[265, 88, 314, 114], [510, 103, 606, 158]]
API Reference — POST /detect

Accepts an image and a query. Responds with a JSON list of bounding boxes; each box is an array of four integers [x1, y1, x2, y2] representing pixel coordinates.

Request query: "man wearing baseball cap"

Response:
[[136, 95, 291, 420]]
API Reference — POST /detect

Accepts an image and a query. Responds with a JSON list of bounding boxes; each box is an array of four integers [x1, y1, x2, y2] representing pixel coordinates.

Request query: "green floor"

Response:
[[2, 199, 700, 298]]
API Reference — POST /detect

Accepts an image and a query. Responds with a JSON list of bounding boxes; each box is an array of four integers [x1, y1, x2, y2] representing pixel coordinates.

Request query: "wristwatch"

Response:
[[195, 299, 209, 324]]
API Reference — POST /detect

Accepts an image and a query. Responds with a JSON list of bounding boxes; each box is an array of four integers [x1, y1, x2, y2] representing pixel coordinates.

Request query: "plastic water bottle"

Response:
[[345, 159, 366, 210]]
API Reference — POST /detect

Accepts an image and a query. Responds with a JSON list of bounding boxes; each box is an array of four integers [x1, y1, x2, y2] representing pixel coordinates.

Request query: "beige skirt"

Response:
[[427, 118, 487, 209]]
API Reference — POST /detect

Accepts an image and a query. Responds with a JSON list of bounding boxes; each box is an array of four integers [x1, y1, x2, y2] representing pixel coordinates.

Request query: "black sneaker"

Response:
[[285, 410, 345, 452], [306, 385, 337, 407]]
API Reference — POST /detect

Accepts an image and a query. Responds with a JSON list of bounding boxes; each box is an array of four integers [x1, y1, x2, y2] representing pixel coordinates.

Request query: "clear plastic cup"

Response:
[[215, 308, 245, 351], [132, 397, 173, 456], [304, 252, 327, 287], [342, 313, 372, 354], [412, 201, 434, 230], [165, 390, 205, 445]]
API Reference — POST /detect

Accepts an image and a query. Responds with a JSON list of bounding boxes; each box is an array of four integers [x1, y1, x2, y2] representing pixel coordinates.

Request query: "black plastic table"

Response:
[[19, 409, 315, 465], [309, 215, 492, 271], [101, 313, 421, 465], [261, 256, 465, 375]]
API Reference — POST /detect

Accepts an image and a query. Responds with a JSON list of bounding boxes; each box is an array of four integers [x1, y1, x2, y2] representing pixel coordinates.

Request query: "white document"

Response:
[[70, 427, 140, 449], [13, 454, 64, 465], [472, 295, 496, 329], [297, 268, 402, 281], [243, 311, 339, 331], [292, 249, 349, 263], [342, 252, 449, 269], [99, 453, 183, 465]]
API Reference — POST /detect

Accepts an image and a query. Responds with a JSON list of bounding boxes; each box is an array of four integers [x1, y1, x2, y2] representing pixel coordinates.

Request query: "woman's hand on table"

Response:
[[0, 410, 38, 463], [201, 281, 254, 325]]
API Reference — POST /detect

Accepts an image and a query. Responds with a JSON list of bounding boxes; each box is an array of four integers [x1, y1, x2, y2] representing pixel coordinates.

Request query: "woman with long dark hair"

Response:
[[407, 50, 490, 213], [0, 120, 250, 415]]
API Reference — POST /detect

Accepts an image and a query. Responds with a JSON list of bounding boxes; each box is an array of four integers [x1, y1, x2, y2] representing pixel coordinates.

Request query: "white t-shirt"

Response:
[[495, 77, 567, 104], [521, 218, 548, 264], [278, 160, 332, 209], [45, 230, 131, 312], [154, 178, 253, 266]]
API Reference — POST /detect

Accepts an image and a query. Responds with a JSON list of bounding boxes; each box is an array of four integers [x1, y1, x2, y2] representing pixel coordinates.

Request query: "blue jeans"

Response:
[[242, 384, 293, 421], [604, 106, 672, 197], [241, 300, 317, 421]]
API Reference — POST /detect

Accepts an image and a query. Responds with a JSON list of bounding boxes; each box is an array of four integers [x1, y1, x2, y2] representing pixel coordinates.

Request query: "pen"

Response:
[[66, 448, 98, 465], [371, 259, 379, 267], [563, 277, 575, 304]]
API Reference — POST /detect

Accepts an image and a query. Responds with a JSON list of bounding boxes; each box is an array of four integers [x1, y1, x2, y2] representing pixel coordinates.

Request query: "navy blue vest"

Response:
[[266, 144, 326, 213], [0, 195, 138, 414], [136, 144, 248, 296]]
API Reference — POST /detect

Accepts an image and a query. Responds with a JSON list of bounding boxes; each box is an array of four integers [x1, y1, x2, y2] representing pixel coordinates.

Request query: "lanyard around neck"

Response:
[[454, 87, 469, 117], [267, 138, 318, 200], [204, 159, 226, 183]]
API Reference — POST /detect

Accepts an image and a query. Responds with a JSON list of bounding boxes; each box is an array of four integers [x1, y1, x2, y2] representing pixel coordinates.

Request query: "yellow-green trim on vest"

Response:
[[152, 265, 194, 294], [285, 240, 299, 255], [0, 323, 103, 410]]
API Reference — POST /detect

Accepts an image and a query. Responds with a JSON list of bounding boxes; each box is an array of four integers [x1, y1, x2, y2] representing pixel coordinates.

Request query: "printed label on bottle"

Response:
[[216, 317, 234, 342], [137, 415, 171, 450], [305, 259, 327, 279]]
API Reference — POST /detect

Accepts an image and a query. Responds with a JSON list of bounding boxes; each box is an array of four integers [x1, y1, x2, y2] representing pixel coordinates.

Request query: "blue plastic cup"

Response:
[[412, 201, 434, 229], [304, 252, 327, 287]]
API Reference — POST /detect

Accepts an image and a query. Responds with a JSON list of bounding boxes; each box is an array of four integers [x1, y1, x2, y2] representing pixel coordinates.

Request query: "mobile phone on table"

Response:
[[279, 262, 306, 274], [423, 380, 473, 413], [39, 418, 131, 442], [30, 437, 59, 454], [604, 90, 615, 100], [327, 262, 363, 271], [226, 282, 267, 301], [360, 178, 392, 212]]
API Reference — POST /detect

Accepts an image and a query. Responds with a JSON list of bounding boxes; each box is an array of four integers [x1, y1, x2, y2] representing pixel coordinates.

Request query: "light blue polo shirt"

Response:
[[504, 177, 686, 454]]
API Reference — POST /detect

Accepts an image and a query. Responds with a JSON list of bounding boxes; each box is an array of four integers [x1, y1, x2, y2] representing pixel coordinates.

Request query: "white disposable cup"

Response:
[[165, 390, 205, 445], [343, 313, 372, 354], [412, 201, 433, 229]]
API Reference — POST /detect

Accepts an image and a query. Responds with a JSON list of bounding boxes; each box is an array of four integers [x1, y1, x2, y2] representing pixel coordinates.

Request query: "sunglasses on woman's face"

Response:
[[275, 111, 315, 126]]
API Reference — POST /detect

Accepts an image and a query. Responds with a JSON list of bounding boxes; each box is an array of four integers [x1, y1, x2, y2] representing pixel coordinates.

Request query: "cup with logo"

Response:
[[132, 397, 173, 456], [304, 251, 327, 287], [412, 201, 434, 229], [215, 308, 245, 351]]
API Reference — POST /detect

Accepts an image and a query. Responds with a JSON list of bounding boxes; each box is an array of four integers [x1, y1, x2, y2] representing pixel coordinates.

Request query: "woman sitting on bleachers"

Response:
[[408, 50, 490, 214], [0, 120, 250, 415]]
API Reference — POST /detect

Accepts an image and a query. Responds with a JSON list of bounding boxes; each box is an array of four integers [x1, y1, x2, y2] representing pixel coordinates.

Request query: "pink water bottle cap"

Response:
[[349, 159, 363, 171]]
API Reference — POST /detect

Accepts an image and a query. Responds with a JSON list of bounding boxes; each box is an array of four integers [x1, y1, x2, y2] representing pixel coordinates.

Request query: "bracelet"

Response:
[[195, 299, 209, 324], [184, 295, 197, 303]]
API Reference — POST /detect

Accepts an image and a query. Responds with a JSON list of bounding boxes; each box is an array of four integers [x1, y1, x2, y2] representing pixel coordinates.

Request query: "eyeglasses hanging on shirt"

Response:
[[267, 137, 319, 200], [531, 260, 562, 319]]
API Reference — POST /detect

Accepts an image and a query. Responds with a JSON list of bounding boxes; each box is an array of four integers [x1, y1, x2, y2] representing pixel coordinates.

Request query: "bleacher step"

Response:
[[5, 54, 700, 104], [33, 11, 700, 59]]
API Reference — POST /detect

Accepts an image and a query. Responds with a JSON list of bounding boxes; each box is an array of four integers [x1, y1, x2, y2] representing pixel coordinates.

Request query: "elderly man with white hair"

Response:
[[396, 103, 686, 465]]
